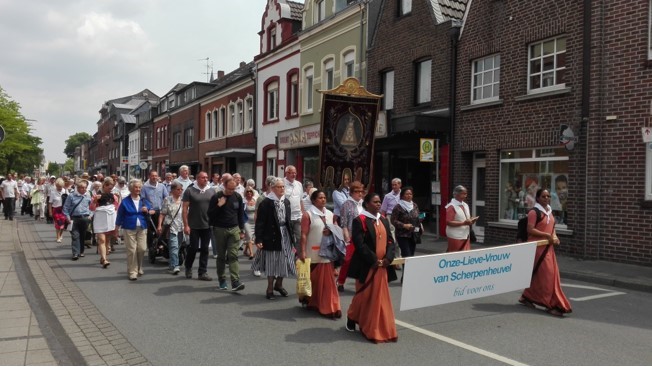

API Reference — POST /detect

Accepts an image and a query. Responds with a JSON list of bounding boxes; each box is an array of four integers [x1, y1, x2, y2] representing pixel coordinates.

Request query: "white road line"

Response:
[[395, 319, 528, 366], [569, 292, 626, 302], [561, 283, 614, 291]]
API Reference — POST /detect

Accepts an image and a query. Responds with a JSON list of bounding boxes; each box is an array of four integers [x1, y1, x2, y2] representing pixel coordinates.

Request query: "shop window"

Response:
[[472, 54, 500, 103], [499, 147, 569, 227], [528, 36, 566, 93]]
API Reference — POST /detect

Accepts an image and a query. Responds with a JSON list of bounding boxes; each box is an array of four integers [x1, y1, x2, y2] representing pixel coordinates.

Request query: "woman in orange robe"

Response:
[[299, 189, 341, 318], [445, 185, 478, 252], [519, 189, 572, 317], [346, 193, 398, 343]]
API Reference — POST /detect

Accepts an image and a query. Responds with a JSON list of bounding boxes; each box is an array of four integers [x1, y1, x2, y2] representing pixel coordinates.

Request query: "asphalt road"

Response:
[[34, 225, 652, 366]]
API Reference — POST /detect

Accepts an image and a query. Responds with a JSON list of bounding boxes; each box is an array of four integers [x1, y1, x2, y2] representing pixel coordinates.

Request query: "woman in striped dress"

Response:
[[255, 177, 297, 300]]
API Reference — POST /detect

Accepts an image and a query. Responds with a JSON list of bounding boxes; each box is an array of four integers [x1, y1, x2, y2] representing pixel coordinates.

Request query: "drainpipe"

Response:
[[582, 0, 592, 259], [448, 20, 462, 191]]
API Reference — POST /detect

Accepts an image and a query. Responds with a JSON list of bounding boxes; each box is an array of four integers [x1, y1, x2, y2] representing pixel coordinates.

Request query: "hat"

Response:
[[50, 175, 56, 179]]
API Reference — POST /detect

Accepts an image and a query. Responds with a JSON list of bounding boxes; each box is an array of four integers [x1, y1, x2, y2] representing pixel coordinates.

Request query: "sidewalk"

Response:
[[417, 233, 652, 293], [0, 215, 149, 366]]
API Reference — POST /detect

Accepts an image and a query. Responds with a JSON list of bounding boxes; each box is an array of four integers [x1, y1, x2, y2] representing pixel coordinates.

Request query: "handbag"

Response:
[[162, 199, 182, 237], [412, 230, 422, 244], [469, 229, 477, 243], [296, 258, 312, 301]]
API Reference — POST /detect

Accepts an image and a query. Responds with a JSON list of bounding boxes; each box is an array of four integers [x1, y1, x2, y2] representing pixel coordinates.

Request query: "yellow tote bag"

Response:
[[296, 258, 312, 301]]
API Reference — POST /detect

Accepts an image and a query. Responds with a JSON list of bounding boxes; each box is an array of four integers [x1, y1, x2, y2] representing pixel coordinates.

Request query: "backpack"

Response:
[[516, 207, 543, 242]]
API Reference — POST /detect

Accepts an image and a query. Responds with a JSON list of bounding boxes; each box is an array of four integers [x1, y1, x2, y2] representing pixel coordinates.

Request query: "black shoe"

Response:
[[185, 270, 192, 279], [197, 273, 212, 281], [232, 281, 245, 292], [273, 286, 289, 297], [337, 284, 344, 292], [345, 317, 356, 332], [266, 291, 276, 300], [72, 255, 79, 261]]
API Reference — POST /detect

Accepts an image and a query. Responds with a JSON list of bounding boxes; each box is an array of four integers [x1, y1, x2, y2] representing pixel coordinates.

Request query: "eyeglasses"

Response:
[[541, 195, 551, 198]]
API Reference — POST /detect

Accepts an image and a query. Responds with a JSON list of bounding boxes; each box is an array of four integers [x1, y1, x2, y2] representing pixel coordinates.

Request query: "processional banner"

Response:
[[318, 78, 382, 191]]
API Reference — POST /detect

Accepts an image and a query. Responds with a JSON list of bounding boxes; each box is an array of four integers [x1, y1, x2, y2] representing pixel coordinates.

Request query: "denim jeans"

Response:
[[71, 216, 90, 256], [168, 231, 182, 269]]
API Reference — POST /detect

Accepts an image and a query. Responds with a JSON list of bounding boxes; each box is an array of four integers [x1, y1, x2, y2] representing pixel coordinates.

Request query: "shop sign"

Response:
[[278, 124, 320, 150]]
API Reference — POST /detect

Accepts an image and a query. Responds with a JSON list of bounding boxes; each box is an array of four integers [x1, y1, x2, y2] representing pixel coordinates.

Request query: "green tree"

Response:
[[64, 132, 92, 159], [63, 158, 74, 174], [47, 162, 61, 177], [0, 86, 44, 175]]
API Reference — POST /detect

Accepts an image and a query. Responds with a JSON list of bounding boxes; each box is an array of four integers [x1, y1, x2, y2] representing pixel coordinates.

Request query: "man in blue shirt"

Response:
[[141, 170, 168, 250], [63, 181, 92, 260]]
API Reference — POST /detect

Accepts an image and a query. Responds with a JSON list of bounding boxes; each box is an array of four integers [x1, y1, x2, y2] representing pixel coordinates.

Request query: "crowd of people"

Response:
[[0, 167, 570, 345]]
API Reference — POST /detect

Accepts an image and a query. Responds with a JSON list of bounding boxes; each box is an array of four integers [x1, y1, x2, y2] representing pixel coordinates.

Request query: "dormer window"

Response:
[[269, 27, 277, 50]]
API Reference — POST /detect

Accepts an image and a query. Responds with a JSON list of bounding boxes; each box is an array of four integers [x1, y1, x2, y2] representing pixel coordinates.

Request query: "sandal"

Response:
[[518, 297, 535, 309]]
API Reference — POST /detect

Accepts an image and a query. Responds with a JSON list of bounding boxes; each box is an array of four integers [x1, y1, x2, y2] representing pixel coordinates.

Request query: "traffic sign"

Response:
[[139, 161, 148, 170]]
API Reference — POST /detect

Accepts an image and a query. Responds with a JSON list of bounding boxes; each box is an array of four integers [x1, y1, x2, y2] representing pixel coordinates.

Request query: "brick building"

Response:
[[454, 0, 652, 264]]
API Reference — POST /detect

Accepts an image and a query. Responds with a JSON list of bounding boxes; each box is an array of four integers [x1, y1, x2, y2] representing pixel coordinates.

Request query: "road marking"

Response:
[[569, 292, 626, 301], [395, 319, 527, 366], [561, 283, 626, 301]]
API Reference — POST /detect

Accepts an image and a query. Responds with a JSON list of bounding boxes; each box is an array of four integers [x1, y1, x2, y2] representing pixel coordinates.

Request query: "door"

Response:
[[472, 154, 486, 243]]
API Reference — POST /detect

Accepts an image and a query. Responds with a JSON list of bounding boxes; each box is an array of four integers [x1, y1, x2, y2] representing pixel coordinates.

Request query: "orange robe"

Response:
[[347, 221, 398, 343], [522, 210, 572, 313], [307, 262, 341, 318]]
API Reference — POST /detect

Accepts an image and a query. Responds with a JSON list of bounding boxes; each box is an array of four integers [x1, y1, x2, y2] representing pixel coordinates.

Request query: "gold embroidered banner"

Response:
[[318, 78, 381, 191]]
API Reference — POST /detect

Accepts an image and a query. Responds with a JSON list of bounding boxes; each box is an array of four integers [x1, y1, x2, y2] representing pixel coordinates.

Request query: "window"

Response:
[[416, 59, 432, 104], [316, 0, 326, 22], [219, 108, 226, 137], [528, 37, 566, 92], [472, 54, 500, 103], [288, 71, 299, 116], [229, 104, 236, 134], [268, 83, 278, 121], [266, 157, 276, 177], [649, 0, 652, 59], [304, 66, 314, 112], [323, 58, 334, 90], [156, 127, 161, 149], [237, 101, 244, 133], [246, 98, 254, 131], [184, 128, 193, 148], [382, 70, 394, 110], [212, 110, 218, 138], [269, 26, 277, 51], [399, 0, 412, 16], [499, 147, 569, 227], [173, 131, 182, 150], [343, 51, 355, 78], [163, 126, 168, 148], [205, 112, 212, 140], [646, 142, 652, 201], [143, 131, 148, 150]]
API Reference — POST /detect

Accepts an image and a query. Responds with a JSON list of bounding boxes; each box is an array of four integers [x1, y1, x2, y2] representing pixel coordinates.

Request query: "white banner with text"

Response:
[[400, 242, 537, 311]]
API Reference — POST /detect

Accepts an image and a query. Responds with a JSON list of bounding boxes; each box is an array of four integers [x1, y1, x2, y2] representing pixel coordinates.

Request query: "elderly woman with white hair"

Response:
[[115, 179, 154, 281], [445, 185, 478, 252], [245, 178, 259, 200]]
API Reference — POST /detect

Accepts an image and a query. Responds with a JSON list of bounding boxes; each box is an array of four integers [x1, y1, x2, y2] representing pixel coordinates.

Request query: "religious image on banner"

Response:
[[318, 78, 382, 191]]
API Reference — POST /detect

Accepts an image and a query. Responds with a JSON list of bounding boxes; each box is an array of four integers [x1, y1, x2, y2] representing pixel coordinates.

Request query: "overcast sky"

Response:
[[0, 0, 268, 163]]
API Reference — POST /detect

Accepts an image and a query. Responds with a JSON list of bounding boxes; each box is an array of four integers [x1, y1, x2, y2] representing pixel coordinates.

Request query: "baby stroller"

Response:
[[146, 214, 186, 265]]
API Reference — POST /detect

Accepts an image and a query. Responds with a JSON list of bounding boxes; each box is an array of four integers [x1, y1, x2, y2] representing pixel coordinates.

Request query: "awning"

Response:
[[205, 148, 255, 158]]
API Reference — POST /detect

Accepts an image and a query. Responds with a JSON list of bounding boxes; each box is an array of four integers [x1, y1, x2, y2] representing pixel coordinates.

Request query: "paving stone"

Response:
[[126, 356, 148, 365], [0, 350, 26, 365], [0, 326, 29, 339], [0, 316, 31, 328], [26, 337, 49, 351], [25, 349, 57, 364], [0, 339, 28, 353]]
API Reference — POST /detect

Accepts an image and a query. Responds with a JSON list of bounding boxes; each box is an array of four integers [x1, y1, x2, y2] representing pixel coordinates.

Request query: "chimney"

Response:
[[217, 70, 225, 79], [240, 61, 246, 68]]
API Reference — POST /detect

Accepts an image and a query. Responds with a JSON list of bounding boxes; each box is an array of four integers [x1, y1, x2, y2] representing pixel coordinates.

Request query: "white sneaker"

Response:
[[172, 267, 180, 275], [253, 270, 261, 277], [212, 255, 218, 259]]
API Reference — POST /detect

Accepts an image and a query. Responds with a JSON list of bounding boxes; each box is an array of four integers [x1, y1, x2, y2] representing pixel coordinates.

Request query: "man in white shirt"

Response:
[[174, 165, 193, 193], [232, 173, 245, 196], [380, 177, 402, 218], [1, 174, 20, 220], [332, 174, 351, 225], [209, 173, 221, 188], [284, 165, 304, 248], [21, 176, 34, 217]]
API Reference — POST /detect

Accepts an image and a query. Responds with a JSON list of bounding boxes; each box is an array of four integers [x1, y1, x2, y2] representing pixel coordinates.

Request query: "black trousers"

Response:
[[3, 198, 16, 219], [185, 228, 211, 275], [21, 197, 32, 216]]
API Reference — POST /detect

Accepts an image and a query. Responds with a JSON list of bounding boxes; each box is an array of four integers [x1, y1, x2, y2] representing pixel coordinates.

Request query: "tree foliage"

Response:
[[64, 132, 92, 158], [63, 158, 74, 174], [0, 86, 44, 175], [47, 162, 61, 177]]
